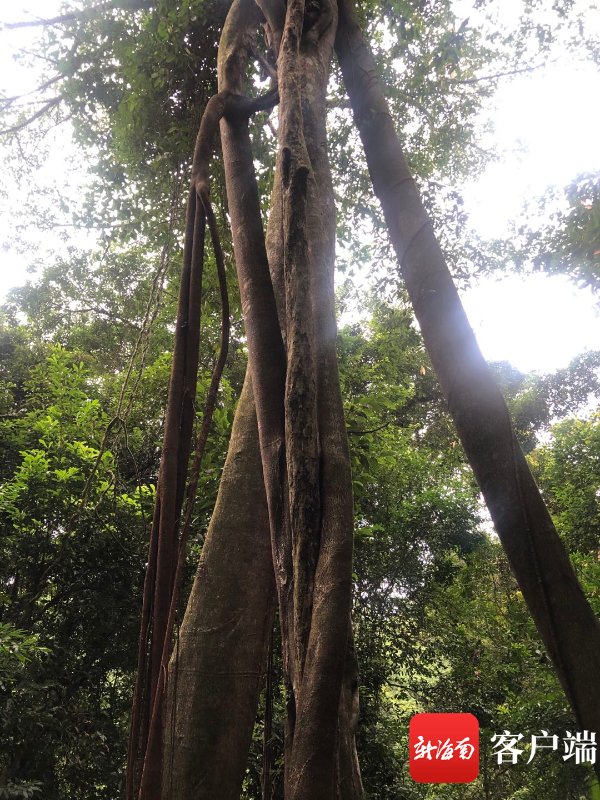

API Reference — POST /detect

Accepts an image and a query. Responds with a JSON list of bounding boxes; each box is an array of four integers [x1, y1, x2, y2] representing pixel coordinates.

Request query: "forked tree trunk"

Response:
[[335, 0, 600, 776], [219, 0, 361, 795], [161, 0, 361, 797]]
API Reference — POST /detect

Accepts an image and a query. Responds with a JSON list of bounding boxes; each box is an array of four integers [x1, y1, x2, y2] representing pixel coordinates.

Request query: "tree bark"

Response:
[[161, 373, 275, 800], [335, 0, 600, 770]]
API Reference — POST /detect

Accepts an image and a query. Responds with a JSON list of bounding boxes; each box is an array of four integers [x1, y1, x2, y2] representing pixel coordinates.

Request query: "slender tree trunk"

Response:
[[127, 179, 206, 800], [161, 373, 276, 800], [335, 0, 600, 771]]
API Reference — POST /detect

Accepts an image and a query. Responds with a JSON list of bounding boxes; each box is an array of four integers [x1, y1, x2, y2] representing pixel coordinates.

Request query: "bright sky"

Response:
[[455, 0, 600, 373], [1, 0, 599, 375], [459, 55, 600, 373], [462, 60, 600, 241], [462, 273, 598, 373]]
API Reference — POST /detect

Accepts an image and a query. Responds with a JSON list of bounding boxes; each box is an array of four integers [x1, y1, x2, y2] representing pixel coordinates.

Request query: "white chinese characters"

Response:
[[563, 731, 597, 765], [490, 730, 597, 765]]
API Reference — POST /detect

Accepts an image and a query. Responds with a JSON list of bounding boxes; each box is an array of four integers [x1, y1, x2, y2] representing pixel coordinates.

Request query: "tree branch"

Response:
[[0, 75, 62, 109], [347, 421, 391, 436], [2, 12, 81, 29], [1, 0, 153, 30], [48, 305, 143, 331], [449, 59, 557, 85], [0, 96, 61, 135], [335, 0, 600, 781]]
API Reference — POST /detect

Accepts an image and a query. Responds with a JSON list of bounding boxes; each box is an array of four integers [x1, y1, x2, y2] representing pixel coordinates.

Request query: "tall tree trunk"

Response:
[[160, 0, 363, 796], [161, 373, 275, 800], [335, 0, 600, 770], [218, 0, 361, 795]]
